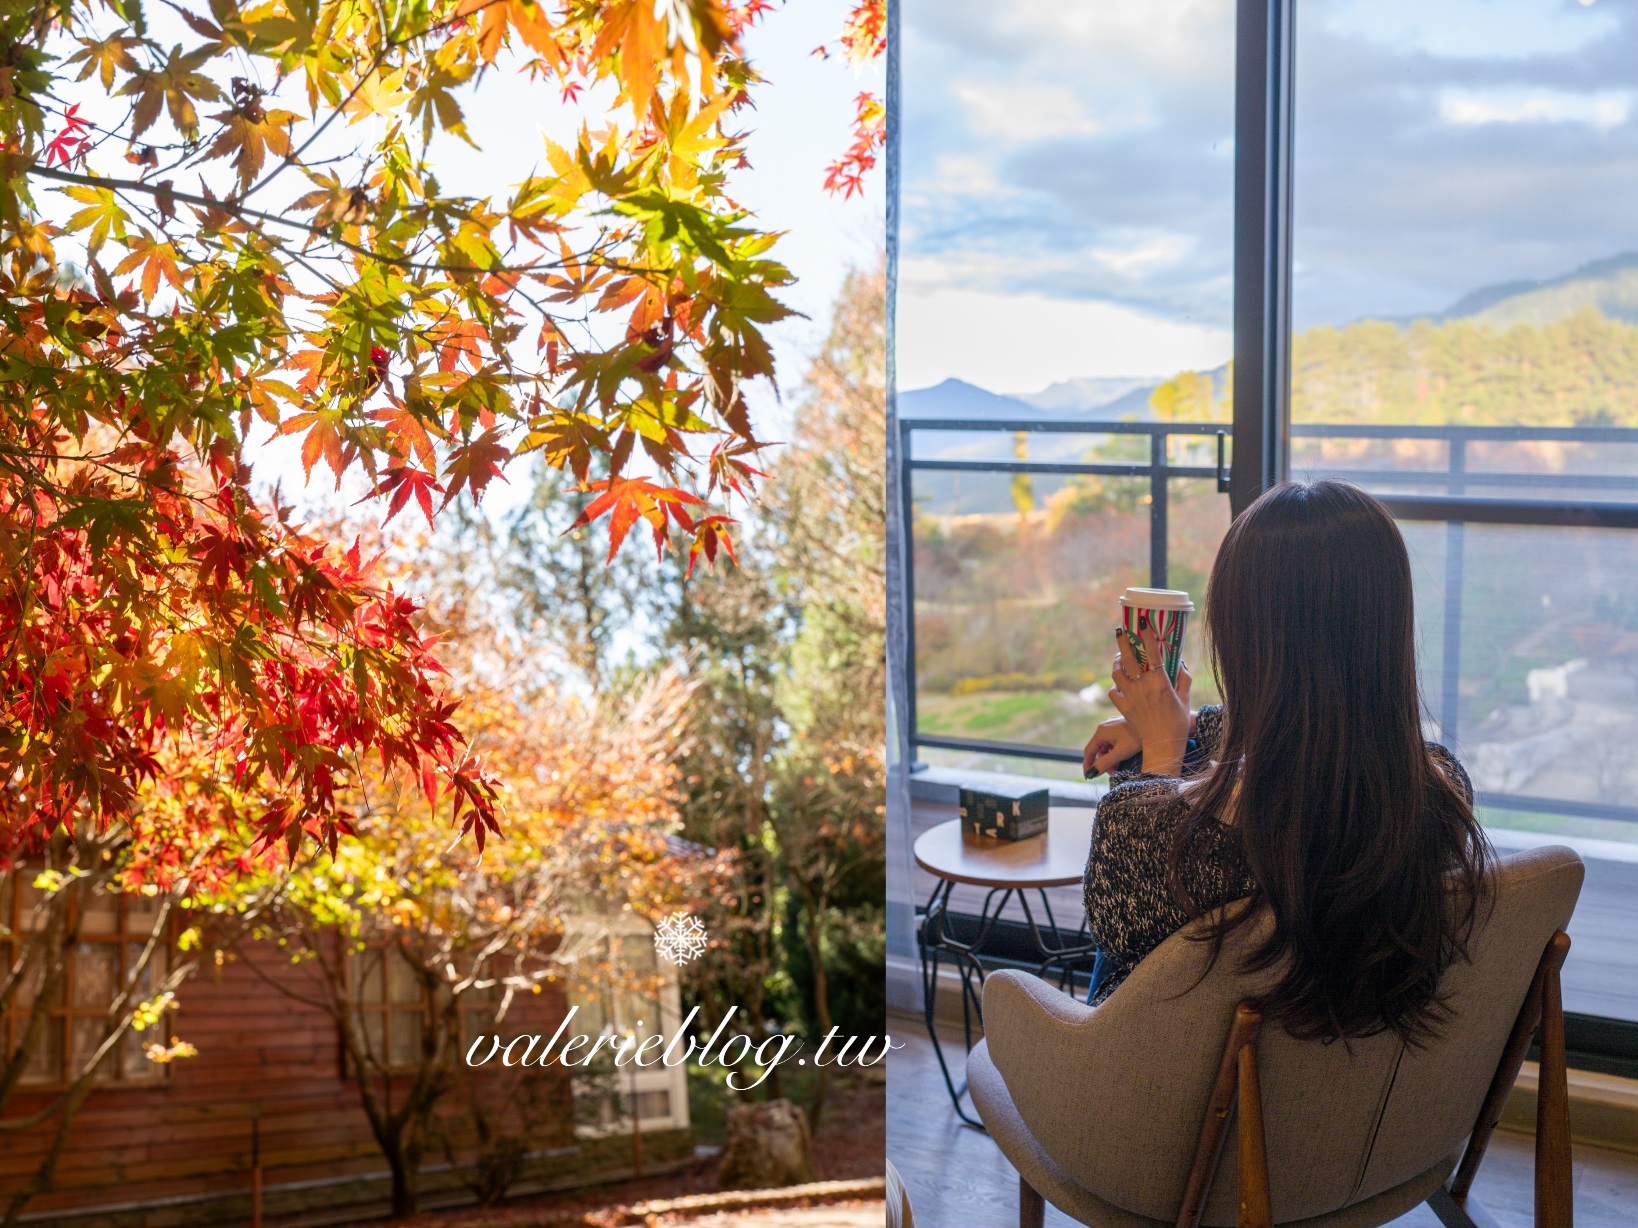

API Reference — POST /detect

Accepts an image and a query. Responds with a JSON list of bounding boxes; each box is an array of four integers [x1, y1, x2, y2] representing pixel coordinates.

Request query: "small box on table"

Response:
[[958, 786, 1049, 841]]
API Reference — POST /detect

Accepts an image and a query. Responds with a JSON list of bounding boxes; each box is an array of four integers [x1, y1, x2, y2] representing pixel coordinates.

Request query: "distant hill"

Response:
[[898, 378, 1060, 420], [899, 376, 1157, 421], [1015, 376, 1155, 417], [1439, 252, 1638, 328]]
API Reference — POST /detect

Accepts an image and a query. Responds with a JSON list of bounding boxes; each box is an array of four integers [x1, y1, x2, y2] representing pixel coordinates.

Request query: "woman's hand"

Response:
[[1106, 624, 1191, 777], [1083, 716, 1140, 779]]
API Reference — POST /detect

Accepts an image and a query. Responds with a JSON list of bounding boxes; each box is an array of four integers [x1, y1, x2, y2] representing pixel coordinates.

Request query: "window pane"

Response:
[[121, 1033, 155, 1081], [361, 1011, 386, 1063], [1293, 0, 1638, 1022], [14, 951, 60, 1011], [20, 1017, 62, 1084], [897, 0, 1236, 763], [570, 988, 608, 1041], [387, 949, 421, 1004], [71, 1016, 112, 1081], [899, 0, 1234, 396], [125, 942, 157, 1000], [72, 943, 117, 1008], [911, 465, 1148, 758], [78, 890, 118, 935], [17, 879, 49, 931], [390, 1010, 422, 1067], [632, 1089, 671, 1120], [123, 891, 164, 937], [1166, 477, 1232, 709], [353, 951, 385, 1005], [618, 934, 656, 976]]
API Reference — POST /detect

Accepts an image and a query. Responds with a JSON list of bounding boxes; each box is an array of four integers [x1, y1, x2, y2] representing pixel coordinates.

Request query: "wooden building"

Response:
[[1, 886, 694, 1228]]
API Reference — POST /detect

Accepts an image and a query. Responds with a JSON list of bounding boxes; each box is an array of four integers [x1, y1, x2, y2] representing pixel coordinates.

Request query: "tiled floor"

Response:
[[887, 1015, 1638, 1228]]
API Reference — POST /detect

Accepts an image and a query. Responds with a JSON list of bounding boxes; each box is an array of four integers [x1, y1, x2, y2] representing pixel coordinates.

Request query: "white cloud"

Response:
[[1091, 234, 1195, 277], [908, 153, 1003, 202], [1324, 0, 1616, 59], [951, 81, 1110, 143], [895, 287, 1231, 393], [1440, 88, 1631, 129]]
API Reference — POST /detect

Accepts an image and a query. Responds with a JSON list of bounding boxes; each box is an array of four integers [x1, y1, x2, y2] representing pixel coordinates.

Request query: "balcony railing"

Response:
[[900, 417, 1638, 825]]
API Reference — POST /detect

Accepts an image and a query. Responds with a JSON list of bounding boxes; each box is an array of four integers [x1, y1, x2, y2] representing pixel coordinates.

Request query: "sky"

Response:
[[895, 0, 1638, 395]]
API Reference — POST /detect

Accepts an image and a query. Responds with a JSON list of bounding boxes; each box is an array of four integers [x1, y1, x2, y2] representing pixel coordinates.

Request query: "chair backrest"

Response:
[[981, 845, 1584, 1225]]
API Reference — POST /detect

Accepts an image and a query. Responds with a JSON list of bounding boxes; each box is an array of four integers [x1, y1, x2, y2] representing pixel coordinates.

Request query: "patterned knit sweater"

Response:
[[1081, 705, 1473, 1006]]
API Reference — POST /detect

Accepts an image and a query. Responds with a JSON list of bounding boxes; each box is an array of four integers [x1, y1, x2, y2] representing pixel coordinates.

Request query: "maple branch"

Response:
[[26, 165, 582, 277]]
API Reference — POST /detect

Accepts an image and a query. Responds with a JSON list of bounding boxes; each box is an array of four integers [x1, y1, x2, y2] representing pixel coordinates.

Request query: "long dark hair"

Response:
[[1172, 480, 1492, 1043]]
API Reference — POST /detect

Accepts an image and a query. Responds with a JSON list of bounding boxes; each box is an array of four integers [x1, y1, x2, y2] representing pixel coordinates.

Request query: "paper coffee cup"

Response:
[[1118, 587, 1194, 685]]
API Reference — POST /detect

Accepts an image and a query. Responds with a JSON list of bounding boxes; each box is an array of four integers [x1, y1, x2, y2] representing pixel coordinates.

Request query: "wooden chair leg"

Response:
[[1020, 1174, 1045, 1228], [1177, 1003, 1263, 1228], [1428, 1183, 1499, 1228], [1450, 931, 1569, 1204], [1237, 1039, 1273, 1228], [1536, 933, 1573, 1228]]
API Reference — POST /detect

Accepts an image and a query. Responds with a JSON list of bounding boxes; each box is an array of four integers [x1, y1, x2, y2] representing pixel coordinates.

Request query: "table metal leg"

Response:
[[910, 884, 982, 1133], [917, 877, 1101, 1129], [1017, 889, 1097, 991]]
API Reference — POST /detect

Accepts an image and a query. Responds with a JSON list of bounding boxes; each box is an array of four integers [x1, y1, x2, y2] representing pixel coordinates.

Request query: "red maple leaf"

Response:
[[569, 476, 707, 560], [366, 466, 444, 526], [45, 104, 93, 168], [440, 429, 512, 509], [686, 515, 740, 576]]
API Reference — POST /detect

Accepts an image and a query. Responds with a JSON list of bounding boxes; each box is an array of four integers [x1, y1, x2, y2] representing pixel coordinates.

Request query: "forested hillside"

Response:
[[1145, 306, 1638, 430], [1291, 308, 1638, 428]]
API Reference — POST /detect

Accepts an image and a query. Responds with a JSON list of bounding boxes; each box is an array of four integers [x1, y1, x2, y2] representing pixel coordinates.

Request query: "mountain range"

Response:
[[900, 252, 1638, 422], [1437, 251, 1638, 328]]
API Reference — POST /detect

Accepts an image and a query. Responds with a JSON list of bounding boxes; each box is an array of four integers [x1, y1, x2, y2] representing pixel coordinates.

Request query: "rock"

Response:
[[716, 1097, 815, 1190]]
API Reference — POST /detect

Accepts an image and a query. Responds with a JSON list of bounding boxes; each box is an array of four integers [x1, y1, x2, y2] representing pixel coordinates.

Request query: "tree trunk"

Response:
[[803, 893, 833, 1131], [387, 1144, 417, 1218]]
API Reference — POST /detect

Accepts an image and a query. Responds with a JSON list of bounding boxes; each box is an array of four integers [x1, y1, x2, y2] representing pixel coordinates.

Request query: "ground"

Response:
[[360, 1067, 885, 1228]]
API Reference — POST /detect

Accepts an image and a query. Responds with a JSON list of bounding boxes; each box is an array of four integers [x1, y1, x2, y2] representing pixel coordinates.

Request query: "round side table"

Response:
[[913, 807, 1097, 1129]]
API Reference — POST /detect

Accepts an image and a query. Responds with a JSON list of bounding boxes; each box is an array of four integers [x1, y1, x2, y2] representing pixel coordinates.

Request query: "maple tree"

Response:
[[0, 0, 796, 865], [219, 619, 704, 1215], [815, 0, 885, 197], [0, 4, 791, 1211]]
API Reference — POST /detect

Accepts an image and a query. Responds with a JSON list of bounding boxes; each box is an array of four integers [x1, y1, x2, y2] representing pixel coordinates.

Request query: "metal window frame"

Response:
[[1232, 0, 1296, 515]]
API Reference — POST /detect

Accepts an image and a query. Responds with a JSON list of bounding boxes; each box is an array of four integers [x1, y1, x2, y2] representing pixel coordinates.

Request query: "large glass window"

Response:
[[889, 0, 1638, 1051], [899, 0, 1237, 778], [1291, 0, 1638, 1023]]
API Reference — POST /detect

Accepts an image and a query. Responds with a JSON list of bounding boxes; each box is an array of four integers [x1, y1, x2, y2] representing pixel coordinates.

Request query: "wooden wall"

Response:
[[0, 938, 652, 1228]]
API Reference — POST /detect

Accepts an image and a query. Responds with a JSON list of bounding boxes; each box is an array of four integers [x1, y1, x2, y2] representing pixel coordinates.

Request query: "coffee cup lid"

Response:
[[1119, 587, 1195, 612]]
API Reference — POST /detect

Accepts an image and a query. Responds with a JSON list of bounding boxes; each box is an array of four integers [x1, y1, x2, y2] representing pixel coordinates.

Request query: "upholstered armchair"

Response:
[[970, 845, 1584, 1228]]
